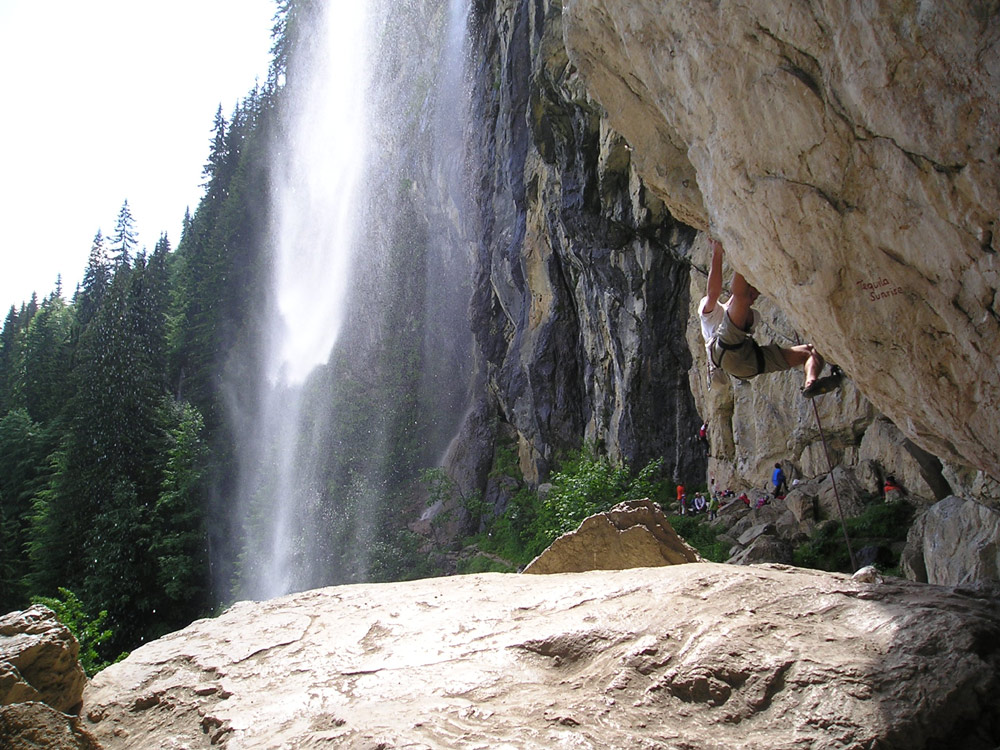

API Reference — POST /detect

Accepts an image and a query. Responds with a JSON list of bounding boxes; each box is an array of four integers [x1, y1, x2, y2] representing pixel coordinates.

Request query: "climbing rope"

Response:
[[789, 330, 858, 571], [808, 388, 859, 572]]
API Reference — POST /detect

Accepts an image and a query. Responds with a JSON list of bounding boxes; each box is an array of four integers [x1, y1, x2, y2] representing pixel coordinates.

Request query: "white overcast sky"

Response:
[[0, 0, 277, 311]]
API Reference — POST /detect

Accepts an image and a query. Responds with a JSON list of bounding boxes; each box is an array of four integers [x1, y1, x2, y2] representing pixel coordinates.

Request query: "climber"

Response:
[[698, 237, 842, 397], [697, 421, 709, 448]]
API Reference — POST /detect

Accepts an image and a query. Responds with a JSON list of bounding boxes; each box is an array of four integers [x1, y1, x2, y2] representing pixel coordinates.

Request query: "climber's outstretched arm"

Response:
[[703, 238, 724, 314]]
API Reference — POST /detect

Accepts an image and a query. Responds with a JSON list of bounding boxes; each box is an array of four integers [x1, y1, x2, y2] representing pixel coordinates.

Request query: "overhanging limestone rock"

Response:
[[523, 499, 701, 574], [564, 0, 1000, 479]]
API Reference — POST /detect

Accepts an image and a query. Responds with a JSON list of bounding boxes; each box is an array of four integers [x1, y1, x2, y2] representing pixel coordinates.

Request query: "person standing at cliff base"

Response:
[[883, 474, 904, 504], [708, 493, 719, 521], [772, 462, 788, 498], [698, 238, 842, 397]]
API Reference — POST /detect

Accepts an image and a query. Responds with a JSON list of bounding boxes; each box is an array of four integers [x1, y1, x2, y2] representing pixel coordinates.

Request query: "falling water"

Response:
[[269, 6, 371, 387], [228, 0, 473, 601]]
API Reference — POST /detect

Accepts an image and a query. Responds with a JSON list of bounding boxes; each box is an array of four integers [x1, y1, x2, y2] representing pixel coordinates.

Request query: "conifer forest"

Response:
[[0, 1, 452, 657]]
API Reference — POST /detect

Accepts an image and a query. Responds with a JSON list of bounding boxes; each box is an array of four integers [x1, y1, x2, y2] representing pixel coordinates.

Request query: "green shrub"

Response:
[[793, 500, 915, 573], [474, 486, 550, 567], [845, 501, 914, 539], [541, 451, 667, 542], [31, 588, 116, 676], [469, 448, 671, 568], [668, 514, 729, 562]]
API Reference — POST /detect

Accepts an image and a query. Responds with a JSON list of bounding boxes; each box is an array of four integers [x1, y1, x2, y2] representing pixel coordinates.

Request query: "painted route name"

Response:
[[857, 277, 903, 302]]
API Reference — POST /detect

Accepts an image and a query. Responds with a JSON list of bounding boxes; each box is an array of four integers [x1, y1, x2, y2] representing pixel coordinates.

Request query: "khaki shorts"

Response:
[[710, 311, 790, 379]]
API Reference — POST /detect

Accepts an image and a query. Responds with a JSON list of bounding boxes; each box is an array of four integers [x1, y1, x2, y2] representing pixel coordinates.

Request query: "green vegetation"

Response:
[[1, 0, 480, 648], [464, 443, 682, 569], [667, 514, 729, 562], [30, 588, 118, 676], [0, 4, 295, 659], [793, 501, 915, 573]]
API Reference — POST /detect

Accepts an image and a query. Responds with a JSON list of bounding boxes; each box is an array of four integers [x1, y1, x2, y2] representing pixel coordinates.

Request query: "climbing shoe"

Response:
[[802, 366, 843, 399]]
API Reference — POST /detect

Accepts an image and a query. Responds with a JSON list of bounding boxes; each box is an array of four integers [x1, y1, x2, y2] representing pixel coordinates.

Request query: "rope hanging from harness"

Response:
[[811, 398, 859, 571], [787, 331, 858, 571]]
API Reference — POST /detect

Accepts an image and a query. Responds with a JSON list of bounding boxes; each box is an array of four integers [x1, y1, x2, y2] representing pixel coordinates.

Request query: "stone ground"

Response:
[[83, 563, 1000, 749]]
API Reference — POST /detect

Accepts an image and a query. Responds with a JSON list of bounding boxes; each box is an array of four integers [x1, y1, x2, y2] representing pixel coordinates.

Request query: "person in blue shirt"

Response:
[[772, 463, 788, 497]]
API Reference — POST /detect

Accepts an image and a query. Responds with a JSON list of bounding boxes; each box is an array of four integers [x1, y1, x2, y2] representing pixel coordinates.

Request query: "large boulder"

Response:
[[729, 533, 795, 565], [564, 0, 1000, 480], [0, 702, 102, 750], [522, 499, 701, 573], [0, 605, 87, 715], [82, 566, 1000, 749], [902, 496, 1000, 588]]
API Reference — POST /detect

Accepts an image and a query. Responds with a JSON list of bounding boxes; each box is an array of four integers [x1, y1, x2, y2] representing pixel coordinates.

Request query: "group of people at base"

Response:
[[676, 485, 720, 521], [678, 485, 775, 520]]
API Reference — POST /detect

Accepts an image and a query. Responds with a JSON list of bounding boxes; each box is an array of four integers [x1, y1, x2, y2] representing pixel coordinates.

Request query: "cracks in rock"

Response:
[[755, 19, 969, 177], [892, 141, 967, 176], [762, 173, 855, 216], [779, 62, 823, 102]]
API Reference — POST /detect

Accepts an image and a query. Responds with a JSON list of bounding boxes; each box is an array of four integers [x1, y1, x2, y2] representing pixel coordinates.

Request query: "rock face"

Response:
[[522, 499, 701, 573], [82, 566, 1000, 749], [463, 0, 705, 488], [902, 496, 1000, 588], [0, 605, 87, 715], [0, 702, 102, 750], [460, 1, 996, 589], [563, 0, 1000, 479]]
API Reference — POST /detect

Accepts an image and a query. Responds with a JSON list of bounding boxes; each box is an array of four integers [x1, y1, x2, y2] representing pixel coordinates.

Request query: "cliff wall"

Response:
[[453, 0, 999, 582], [464, 0, 705, 486], [562, 0, 999, 485], [461, 0, 988, 499]]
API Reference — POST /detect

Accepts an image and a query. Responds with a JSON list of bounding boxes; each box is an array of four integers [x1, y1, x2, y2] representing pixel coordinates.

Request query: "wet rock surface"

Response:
[[83, 565, 1000, 749]]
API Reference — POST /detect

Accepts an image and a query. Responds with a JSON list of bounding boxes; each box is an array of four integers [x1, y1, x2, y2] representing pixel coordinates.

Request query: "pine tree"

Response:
[[111, 200, 138, 268], [0, 409, 47, 611], [202, 106, 228, 191], [0, 306, 24, 414], [150, 399, 208, 617], [21, 294, 72, 424], [23, 252, 174, 649], [76, 230, 112, 328]]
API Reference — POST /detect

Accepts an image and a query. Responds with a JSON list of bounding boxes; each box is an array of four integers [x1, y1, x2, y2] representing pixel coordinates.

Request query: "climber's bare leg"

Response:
[[727, 272, 758, 331], [780, 344, 824, 388]]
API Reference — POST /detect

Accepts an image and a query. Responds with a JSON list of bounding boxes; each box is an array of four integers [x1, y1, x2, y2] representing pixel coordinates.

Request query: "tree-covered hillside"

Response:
[[0, 0, 478, 657], [0, 16, 281, 655]]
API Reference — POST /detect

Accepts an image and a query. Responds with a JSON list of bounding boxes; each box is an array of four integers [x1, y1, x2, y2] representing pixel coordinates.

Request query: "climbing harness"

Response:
[[710, 335, 766, 381]]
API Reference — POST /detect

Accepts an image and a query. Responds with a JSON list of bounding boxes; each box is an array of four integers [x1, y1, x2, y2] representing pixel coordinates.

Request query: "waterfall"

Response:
[[269, 6, 371, 387], [227, 0, 473, 601]]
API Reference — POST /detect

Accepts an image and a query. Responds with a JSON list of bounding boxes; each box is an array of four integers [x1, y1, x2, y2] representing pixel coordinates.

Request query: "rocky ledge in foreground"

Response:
[[83, 564, 1000, 749]]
